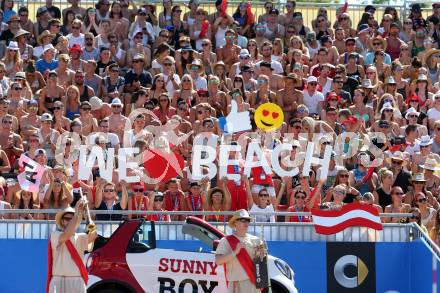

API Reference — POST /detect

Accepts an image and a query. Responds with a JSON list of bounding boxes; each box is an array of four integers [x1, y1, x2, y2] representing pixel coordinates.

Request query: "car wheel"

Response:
[[95, 289, 125, 293], [269, 280, 289, 293]]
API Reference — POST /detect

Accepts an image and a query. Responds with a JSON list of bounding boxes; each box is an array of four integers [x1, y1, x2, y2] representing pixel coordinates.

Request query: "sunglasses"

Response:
[[259, 193, 269, 197], [72, 26, 81, 29], [154, 197, 164, 202], [133, 60, 143, 63], [12, 87, 22, 90], [103, 189, 114, 192], [417, 198, 427, 203], [163, 63, 172, 67], [2, 120, 12, 124], [339, 174, 349, 178], [62, 216, 73, 221], [237, 218, 251, 223], [133, 188, 143, 192], [295, 195, 306, 199], [411, 215, 420, 220], [202, 43, 209, 47], [393, 192, 404, 195], [308, 82, 317, 86], [392, 160, 403, 165], [373, 42, 382, 46], [81, 107, 91, 111]]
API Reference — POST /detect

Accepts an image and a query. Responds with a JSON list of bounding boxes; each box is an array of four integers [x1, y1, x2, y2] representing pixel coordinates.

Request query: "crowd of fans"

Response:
[[0, 0, 440, 243]]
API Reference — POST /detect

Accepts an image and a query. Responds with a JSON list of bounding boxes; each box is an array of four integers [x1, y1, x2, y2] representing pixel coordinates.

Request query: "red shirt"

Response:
[[251, 166, 274, 186], [146, 211, 170, 222], [185, 194, 203, 211], [164, 190, 185, 211], [288, 206, 312, 222], [130, 196, 149, 219]]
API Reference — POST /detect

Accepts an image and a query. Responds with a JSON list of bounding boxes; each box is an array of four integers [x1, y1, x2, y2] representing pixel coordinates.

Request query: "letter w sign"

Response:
[[17, 154, 46, 193]]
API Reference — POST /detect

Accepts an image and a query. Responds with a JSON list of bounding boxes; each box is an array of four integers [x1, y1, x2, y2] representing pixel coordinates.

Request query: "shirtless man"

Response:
[[277, 74, 304, 123], [90, 96, 112, 121], [55, 54, 74, 90], [333, 28, 346, 55], [0, 98, 18, 133], [216, 29, 241, 72], [0, 115, 24, 170], [19, 99, 41, 140], [108, 98, 130, 143], [259, 61, 284, 92], [73, 70, 95, 103], [78, 101, 98, 136]]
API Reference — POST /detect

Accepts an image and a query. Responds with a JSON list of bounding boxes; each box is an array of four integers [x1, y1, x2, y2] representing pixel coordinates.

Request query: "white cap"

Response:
[[239, 49, 250, 58], [405, 107, 420, 119], [380, 102, 394, 113], [111, 98, 123, 106], [89, 96, 103, 111], [7, 41, 18, 50], [43, 44, 55, 53], [40, 113, 53, 121], [306, 76, 317, 83]]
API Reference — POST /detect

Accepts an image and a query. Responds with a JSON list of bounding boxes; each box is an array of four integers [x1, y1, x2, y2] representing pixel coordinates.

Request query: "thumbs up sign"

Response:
[[218, 100, 252, 134]]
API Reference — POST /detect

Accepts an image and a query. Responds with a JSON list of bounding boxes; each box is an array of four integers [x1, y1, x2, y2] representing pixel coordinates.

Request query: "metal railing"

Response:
[[17, 0, 436, 30], [0, 215, 418, 243]]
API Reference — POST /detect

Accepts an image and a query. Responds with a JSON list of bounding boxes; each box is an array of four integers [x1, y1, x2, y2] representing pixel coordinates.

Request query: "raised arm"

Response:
[[306, 178, 325, 210], [274, 181, 286, 210], [119, 180, 128, 210], [221, 177, 231, 211], [243, 174, 254, 209], [58, 199, 85, 245]]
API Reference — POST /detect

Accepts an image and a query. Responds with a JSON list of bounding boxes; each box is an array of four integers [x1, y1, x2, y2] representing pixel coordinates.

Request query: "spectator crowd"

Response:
[[1, 0, 440, 244]]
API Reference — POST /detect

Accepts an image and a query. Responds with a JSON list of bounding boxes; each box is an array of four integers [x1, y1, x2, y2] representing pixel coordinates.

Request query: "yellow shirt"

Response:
[[50, 231, 89, 277]]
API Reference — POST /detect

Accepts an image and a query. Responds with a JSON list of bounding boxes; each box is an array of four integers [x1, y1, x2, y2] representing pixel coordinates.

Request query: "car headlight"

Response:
[[274, 259, 292, 280]]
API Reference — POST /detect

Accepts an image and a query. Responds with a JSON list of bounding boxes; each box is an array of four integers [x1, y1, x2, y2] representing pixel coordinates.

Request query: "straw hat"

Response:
[[37, 30, 55, 45], [186, 59, 204, 74], [385, 151, 408, 166], [211, 60, 226, 73], [55, 206, 76, 230], [420, 158, 440, 171], [411, 173, 427, 182], [228, 209, 252, 228], [424, 49, 440, 65], [14, 29, 30, 39]]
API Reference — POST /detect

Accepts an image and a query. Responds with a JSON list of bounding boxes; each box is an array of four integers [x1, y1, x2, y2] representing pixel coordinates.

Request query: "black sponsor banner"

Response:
[[327, 242, 376, 293]]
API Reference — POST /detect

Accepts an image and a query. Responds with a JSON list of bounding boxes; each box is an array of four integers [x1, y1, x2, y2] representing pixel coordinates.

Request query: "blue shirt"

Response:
[[3, 10, 16, 23], [36, 59, 58, 75], [364, 52, 392, 66]]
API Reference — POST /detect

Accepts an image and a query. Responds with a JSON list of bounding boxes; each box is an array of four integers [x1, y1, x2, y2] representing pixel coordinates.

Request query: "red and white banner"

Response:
[[311, 203, 382, 235], [17, 154, 45, 193]]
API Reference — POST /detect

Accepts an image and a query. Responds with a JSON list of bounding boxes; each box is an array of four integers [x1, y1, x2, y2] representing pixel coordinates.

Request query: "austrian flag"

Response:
[[311, 203, 383, 235]]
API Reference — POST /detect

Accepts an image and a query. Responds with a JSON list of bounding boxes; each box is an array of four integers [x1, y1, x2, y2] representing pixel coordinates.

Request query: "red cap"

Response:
[[131, 182, 145, 190], [69, 43, 83, 54], [197, 89, 209, 96], [326, 92, 341, 102], [342, 115, 358, 125]]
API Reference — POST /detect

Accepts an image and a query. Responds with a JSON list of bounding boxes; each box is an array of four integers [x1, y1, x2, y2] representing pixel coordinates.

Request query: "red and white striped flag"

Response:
[[311, 203, 382, 235]]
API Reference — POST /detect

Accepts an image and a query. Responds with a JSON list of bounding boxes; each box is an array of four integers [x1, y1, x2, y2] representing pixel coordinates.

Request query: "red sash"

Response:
[[225, 235, 256, 285], [246, 1, 254, 26], [221, 0, 228, 17], [46, 238, 88, 293]]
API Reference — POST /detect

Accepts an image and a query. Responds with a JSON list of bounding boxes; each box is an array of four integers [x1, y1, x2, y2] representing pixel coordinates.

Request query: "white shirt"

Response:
[[427, 107, 440, 121], [164, 74, 181, 95], [193, 76, 207, 90], [320, 78, 333, 97], [302, 89, 324, 114], [250, 204, 275, 223], [88, 132, 120, 148], [255, 60, 284, 75], [129, 22, 155, 45], [67, 33, 85, 48]]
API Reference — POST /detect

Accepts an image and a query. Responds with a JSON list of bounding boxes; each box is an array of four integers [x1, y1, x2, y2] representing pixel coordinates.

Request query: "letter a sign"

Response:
[[17, 154, 46, 193]]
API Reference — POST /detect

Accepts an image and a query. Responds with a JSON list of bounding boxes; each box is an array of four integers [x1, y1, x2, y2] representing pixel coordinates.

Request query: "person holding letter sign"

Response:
[[215, 209, 268, 292]]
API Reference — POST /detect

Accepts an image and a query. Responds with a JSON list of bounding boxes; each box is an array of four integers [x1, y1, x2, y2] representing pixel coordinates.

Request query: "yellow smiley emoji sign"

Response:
[[254, 102, 284, 132]]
